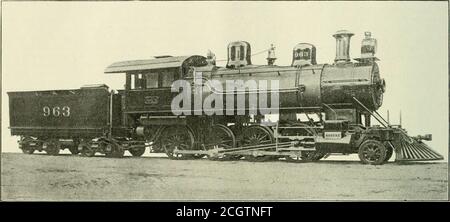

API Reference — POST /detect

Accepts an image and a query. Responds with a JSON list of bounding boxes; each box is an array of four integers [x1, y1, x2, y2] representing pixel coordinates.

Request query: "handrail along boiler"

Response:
[[8, 30, 443, 164]]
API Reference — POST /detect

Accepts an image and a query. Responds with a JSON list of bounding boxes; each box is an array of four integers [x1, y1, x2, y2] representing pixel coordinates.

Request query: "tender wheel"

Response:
[[22, 148, 35, 155], [241, 125, 275, 162], [129, 147, 146, 157], [358, 139, 387, 165], [80, 141, 95, 157], [161, 126, 195, 160], [384, 142, 394, 162], [205, 124, 237, 161], [69, 138, 80, 155], [68, 147, 79, 155], [44, 140, 60, 156], [104, 141, 124, 158], [19, 137, 35, 154]]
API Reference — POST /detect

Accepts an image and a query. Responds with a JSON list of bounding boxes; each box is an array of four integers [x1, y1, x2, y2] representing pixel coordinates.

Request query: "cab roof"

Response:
[[104, 55, 206, 74]]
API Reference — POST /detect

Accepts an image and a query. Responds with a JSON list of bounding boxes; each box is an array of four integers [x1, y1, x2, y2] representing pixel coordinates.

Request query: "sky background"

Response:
[[2, 1, 448, 160]]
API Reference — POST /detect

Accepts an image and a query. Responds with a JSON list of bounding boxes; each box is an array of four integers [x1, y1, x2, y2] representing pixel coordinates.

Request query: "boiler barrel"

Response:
[[197, 62, 384, 114], [298, 63, 384, 110]]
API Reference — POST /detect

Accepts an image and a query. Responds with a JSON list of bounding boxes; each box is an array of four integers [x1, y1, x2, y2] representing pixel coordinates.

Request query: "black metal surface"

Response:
[[8, 87, 111, 138]]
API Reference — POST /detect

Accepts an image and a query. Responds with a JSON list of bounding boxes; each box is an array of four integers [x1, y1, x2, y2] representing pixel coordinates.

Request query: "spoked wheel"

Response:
[[19, 137, 35, 154], [44, 140, 60, 156], [241, 125, 275, 162], [358, 139, 387, 165], [161, 126, 196, 160], [205, 124, 237, 161], [79, 140, 95, 157], [69, 138, 80, 155], [129, 147, 146, 157]]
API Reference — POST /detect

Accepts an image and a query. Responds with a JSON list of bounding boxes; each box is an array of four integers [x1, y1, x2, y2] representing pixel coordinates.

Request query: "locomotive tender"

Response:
[[8, 30, 443, 164]]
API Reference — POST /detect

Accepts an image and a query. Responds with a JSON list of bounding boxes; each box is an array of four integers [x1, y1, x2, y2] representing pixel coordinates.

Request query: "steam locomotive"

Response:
[[8, 30, 443, 165]]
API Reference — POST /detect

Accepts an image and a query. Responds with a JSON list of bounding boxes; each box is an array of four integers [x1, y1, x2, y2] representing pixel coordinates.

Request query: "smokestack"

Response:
[[333, 30, 354, 63]]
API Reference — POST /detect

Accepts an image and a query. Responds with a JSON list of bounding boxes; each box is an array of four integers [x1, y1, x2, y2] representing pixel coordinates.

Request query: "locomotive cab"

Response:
[[105, 55, 207, 113]]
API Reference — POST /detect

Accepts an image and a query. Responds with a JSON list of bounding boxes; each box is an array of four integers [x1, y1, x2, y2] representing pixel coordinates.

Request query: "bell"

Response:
[[266, 44, 277, 65], [206, 50, 216, 65]]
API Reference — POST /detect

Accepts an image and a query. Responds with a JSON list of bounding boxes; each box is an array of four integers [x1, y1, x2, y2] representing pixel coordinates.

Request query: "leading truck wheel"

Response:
[[358, 140, 387, 165]]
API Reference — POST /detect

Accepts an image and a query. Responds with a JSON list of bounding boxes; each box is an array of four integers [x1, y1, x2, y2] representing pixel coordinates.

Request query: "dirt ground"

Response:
[[1, 152, 448, 201]]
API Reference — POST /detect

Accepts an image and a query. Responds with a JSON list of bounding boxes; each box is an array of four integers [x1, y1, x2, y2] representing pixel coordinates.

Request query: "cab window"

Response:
[[127, 69, 178, 90], [161, 70, 175, 87], [130, 73, 145, 89], [145, 73, 159, 88], [136, 74, 144, 89]]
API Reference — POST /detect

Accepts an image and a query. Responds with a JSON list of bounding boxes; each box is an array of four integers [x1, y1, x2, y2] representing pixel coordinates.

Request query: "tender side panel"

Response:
[[8, 88, 110, 138]]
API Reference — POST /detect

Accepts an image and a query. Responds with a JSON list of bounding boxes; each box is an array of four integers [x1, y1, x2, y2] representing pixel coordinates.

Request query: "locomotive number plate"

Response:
[[43, 106, 70, 117], [324, 132, 342, 140], [144, 96, 159, 105]]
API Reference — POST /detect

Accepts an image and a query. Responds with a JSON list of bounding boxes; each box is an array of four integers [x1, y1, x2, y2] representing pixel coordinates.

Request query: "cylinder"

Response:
[[135, 126, 149, 137], [333, 30, 354, 63]]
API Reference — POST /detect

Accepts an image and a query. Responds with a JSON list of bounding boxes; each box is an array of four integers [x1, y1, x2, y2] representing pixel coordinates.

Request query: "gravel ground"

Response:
[[1, 152, 447, 201]]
